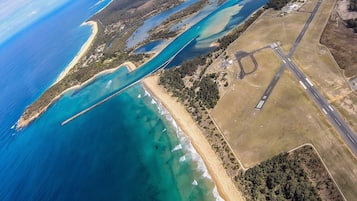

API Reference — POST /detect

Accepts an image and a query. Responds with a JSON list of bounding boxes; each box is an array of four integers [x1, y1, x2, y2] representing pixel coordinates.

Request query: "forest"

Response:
[[240, 153, 321, 200], [265, 0, 292, 10], [350, 0, 357, 11], [159, 56, 219, 110], [346, 18, 357, 32], [237, 146, 343, 201]]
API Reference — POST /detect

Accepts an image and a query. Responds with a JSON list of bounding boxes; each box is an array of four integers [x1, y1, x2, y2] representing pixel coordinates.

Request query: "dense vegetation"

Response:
[[160, 0, 208, 27], [159, 54, 241, 185], [147, 0, 208, 42], [346, 18, 357, 33], [20, 0, 182, 126], [265, 0, 292, 10], [93, 0, 180, 26], [159, 57, 219, 109], [240, 153, 321, 200], [197, 75, 220, 109], [237, 146, 343, 201], [350, 0, 357, 11]]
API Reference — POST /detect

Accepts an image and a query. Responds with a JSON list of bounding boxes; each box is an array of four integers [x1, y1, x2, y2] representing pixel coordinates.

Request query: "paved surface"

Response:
[[273, 45, 357, 156], [253, 0, 357, 156], [255, 0, 322, 109], [235, 51, 258, 79]]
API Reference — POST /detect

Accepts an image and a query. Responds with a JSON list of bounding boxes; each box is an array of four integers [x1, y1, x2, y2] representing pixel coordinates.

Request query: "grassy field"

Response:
[[293, 0, 357, 132], [208, 0, 357, 199]]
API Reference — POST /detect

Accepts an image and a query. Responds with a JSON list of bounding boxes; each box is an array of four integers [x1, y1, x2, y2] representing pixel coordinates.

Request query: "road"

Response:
[[253, 0, 357, 155], [273, 45, 357, 155], [255, 0, 322, 109]]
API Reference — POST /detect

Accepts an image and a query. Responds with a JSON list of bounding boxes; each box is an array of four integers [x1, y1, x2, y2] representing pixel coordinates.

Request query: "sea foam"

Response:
[[171, 144, 182, 152], [143, 87, 224, 201]]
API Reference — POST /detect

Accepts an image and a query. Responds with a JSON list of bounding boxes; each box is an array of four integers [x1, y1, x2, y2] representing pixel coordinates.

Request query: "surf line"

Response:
[[61, 36, 197, 126]]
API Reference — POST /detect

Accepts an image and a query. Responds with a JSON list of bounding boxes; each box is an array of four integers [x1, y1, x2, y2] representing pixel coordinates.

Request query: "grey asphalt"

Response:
[[255, 0, 322, 109], [253, 0, 357, 155], [273, 46, 357, 155]]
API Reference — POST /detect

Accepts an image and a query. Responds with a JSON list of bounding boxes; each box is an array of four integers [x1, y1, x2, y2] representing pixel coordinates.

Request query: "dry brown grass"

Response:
[[293, 0, 357, 132], [208, 0, 357, 199], [240, 56, 256, 74]]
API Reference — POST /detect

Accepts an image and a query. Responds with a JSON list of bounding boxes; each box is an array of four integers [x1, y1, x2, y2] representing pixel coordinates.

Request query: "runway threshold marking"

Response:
[[256, 100, 265, 109], [305, 78, 314, 86], [329, 105, 334, 111], [299, 81, 307, 89]]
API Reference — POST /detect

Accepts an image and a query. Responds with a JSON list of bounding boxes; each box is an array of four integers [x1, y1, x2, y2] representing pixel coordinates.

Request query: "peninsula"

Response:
[[17, 0, 357, 200]]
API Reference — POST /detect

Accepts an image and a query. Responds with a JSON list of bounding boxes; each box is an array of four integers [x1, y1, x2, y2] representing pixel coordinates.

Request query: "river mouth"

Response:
[[0, 0, 268, 200]]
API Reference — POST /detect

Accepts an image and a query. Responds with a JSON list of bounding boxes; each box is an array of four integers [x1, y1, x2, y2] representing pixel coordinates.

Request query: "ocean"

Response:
[[0, 0, 267, 200]]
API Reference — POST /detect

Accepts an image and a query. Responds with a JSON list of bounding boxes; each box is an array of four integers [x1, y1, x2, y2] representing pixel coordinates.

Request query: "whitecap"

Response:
[[213, 187, 224, 201], [142, 86, 224, 200], [179, 155, 186, 162], [144, 89, 150, 97], [171, 144, 182, 152], [137, 94, 142, 98], [192, 180, 198, 186], [151, 99, 157, 105]]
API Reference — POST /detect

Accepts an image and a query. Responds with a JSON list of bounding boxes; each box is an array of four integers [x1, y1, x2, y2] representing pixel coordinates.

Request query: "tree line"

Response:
[[346, 18, 357, 33], [159, 56, 219, 110], [350, 0, 357, 11], [265, 0, 292, 10], [239, 152, 321, 201]]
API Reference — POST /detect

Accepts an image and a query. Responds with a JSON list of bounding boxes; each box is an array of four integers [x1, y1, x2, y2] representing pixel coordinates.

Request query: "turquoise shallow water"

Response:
[[0, 0, 268, 200], [2, 68, 218, 200]]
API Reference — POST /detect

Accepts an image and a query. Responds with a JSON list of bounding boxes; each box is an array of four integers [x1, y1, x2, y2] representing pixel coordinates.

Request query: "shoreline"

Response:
[[53, 21, 98, 85], [16, 61, 135, 129], [142, 75, 245, 201], [17, 0, 221, 129]]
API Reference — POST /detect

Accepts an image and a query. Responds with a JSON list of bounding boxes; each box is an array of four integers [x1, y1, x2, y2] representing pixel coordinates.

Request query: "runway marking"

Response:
[[347, 135, 356, 144], [288, 58, 292, 62], [283, 60, 287, 64], [306, 78, 314, 86], [322, 108, 327, 114], [256, 100, 265, 109], [335, 118, 342, 126], [299, 81, 307, 89], [313, 92, 319, 98], [328, 105, 334, 111]]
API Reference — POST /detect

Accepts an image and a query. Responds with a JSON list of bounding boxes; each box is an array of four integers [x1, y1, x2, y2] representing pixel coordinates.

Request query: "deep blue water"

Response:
[[126, 0, 199, 48], [0, 0, 268, 200], [133, 40, 165, 54]]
